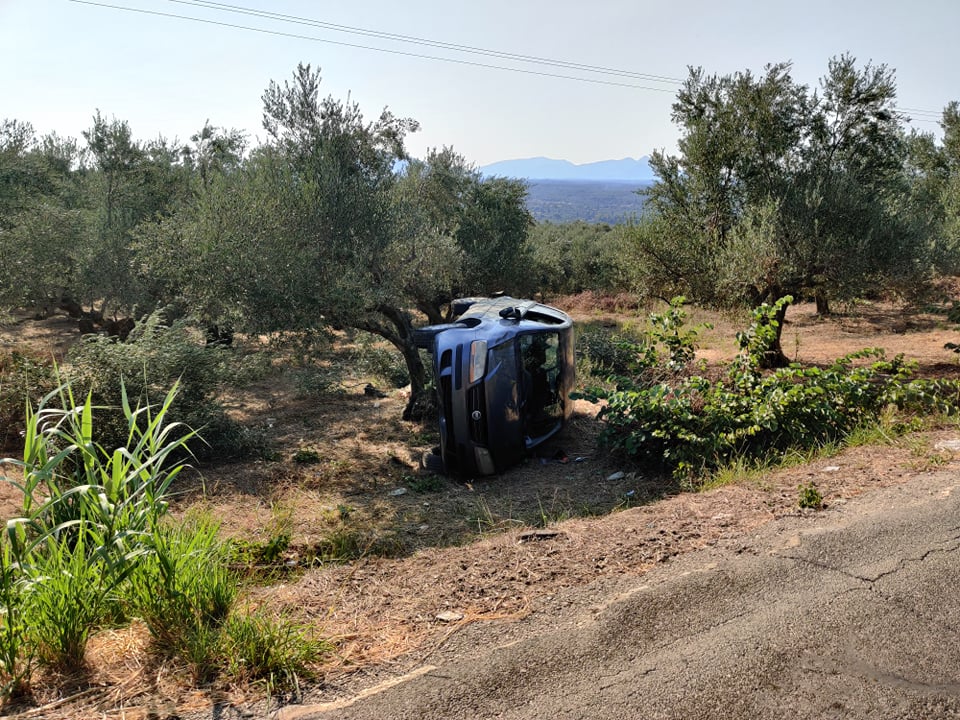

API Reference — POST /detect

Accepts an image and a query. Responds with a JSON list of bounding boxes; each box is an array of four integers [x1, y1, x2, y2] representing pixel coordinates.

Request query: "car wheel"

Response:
[[412, 322, 467, 350], [421, 450, 446, 475]]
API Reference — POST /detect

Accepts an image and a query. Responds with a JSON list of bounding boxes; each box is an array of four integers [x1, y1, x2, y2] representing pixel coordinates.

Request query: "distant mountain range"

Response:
[[479, 156, 654, 182]]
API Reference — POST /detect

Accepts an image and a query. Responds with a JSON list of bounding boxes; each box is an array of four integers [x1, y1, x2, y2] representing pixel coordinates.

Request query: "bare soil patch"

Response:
[[2, 296, 960, 718]]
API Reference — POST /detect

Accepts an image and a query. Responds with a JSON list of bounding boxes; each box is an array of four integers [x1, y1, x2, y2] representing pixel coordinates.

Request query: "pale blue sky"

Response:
[[1, 0, 957, 165]]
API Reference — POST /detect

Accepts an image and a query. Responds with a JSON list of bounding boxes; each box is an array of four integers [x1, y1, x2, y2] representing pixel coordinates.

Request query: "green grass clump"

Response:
[[0, 380, 194, 686], [0, 380, 327, 702], [223, 610, 331, 691]]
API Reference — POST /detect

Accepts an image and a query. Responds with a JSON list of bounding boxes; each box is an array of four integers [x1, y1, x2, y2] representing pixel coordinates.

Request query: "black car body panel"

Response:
[[420, 297, 574, 476]]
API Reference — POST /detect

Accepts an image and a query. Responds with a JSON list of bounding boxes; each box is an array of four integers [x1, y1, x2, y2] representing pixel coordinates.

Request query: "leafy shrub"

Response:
[[65, 311, 259, 460], [647, 296, 711, 372], [576, 297, 710, 385], [579, 299, 960, 481]]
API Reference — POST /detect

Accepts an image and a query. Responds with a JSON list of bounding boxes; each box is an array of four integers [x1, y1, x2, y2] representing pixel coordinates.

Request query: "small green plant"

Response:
[[64, 312, 257, 460], [304, 528, 367, 564], [406, 474, 446, 493], [292, 448, 321, 464], [125, 511, 238, 681], [536, 495, 574, 527], [648, 296, 711, 371], [230, 533, 292, 569], [698, 456, 770, 493], [797, 482, 824, 510]]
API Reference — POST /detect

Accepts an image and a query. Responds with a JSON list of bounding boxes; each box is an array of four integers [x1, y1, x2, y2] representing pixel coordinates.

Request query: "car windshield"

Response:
[[519, 332, 564, 442]]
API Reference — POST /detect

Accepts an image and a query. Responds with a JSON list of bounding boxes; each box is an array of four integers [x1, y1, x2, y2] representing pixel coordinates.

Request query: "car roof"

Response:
[[457, 297, 571, 328]]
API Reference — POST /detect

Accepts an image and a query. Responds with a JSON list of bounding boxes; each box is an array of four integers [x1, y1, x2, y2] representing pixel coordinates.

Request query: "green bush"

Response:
[[576, 297, 710, 385], [65, 311, 260, 460], [579, 300, 960, 481]]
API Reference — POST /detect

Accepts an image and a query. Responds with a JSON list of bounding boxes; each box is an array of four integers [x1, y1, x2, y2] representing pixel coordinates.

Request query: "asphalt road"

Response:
[[274, 469, 960, 720]]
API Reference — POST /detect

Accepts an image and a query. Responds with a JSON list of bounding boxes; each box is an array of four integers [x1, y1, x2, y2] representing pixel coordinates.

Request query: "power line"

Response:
[[66, 0, 950, 125], [166, 0, 685, 85], [67, 0, 680, 93], [897, 106, 943, 119]]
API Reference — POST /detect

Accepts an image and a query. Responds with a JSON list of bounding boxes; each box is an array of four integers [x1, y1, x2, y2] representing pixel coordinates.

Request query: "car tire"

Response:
[[412, 323, 467, 350], [421, 450, 446, 475]]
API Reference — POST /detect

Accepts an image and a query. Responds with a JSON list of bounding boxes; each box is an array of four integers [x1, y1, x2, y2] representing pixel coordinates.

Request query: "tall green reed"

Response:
[[0, 380, 194, 680]]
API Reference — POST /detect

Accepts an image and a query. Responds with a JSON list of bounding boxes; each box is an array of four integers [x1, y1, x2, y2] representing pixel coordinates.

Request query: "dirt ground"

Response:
[[2, 295, 960, 718]]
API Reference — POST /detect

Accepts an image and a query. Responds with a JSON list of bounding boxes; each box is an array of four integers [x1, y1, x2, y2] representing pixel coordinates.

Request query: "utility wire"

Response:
[[165, 0, 684, 85], [67, 0, 949, 123], [159, 0, 955, 124], [68, 0, 679, 93], [897, 106, 944, 119]]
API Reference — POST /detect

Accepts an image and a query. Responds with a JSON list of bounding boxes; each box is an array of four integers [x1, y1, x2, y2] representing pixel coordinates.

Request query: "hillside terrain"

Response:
[[478, 156, 653, 223], [524, 179, 650, 223]]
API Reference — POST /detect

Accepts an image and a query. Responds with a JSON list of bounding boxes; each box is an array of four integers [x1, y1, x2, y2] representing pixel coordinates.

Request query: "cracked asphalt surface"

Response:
[[278, 470, 960, 720]]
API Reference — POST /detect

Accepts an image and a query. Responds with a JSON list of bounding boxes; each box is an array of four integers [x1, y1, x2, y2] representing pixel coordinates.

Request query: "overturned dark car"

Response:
[[414, 297, 575, 476]]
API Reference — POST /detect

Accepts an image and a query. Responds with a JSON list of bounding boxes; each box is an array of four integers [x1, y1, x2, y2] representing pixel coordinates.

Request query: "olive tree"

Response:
[[143, 64, 533, 419], [392, 147, 533, 324], [0, 121, 88, 313], [630, 55, 928, 366]]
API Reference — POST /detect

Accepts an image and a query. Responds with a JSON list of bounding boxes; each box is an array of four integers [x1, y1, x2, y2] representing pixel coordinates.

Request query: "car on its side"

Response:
[[414, 297, 575, 476]]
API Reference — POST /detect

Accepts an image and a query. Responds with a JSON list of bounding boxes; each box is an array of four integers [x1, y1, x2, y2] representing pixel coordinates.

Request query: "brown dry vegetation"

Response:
[[2, 294, 960, 718]]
